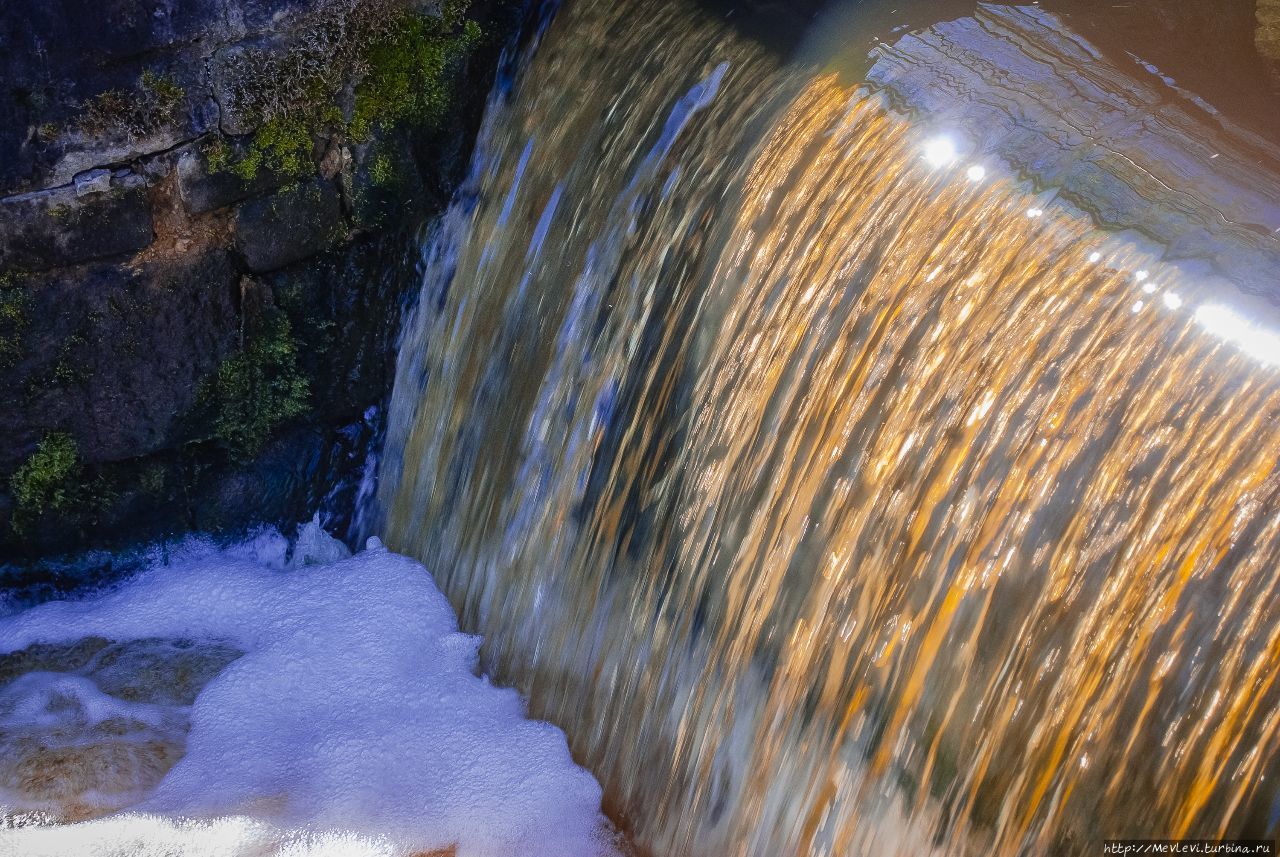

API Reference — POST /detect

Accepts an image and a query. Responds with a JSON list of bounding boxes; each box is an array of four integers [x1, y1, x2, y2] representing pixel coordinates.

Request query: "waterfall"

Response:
[[380, 0, 1280, 853]]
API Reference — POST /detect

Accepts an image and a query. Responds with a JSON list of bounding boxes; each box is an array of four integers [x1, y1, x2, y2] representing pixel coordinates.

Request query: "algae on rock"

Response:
[[205, 311, 311, 457], [9, 433, 94, 536]]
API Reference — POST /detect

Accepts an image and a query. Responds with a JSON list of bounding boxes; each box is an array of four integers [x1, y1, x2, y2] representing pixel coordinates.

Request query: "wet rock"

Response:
[[266, 234, 412, 423], [349, 136, 428, 231], [234, 178, 345, 272], [190, 425, 330, 532], [0, 182, 153, 271]]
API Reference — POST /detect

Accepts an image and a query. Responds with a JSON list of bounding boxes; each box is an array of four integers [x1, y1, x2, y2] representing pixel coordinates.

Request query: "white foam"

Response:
[[0, 523, 621, 857], [0, 671, 172, 732]]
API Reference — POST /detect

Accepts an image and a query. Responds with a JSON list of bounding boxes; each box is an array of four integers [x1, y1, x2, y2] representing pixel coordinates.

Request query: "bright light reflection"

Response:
[[1195, 304, 1280, 366], [1132, 301, 1144, 313], [1142, 282, 1157, 294], [922, 136, 958, 168], [966, 165, 986, 181], [1026, 208, 1043, 218], [1089, 252, 1102, 263], [1162, 293, 1183, 310], [1135, 270, 1149, 282]]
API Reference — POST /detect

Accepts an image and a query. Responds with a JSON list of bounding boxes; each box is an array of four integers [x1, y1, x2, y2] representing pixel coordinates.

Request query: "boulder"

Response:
[[234, 178, 345, 272], [73, 169, 112, 197]]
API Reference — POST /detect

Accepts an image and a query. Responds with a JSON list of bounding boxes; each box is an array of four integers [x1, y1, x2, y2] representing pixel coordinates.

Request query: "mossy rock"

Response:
[[77, 70, 186, 138], [6, 432, 114, 539], [177, 141, 296, 215], [201, 309, 311, 457], [350, 136, 427, 230]]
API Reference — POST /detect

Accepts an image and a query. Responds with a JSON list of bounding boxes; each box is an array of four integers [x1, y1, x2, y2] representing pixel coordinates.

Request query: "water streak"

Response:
[[382, 1, 1280, 853]]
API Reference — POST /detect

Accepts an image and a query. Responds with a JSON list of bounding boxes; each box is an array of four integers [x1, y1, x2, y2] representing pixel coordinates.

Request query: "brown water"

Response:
[[380, 0, 1280, 853], [0, 637, 242, 824]]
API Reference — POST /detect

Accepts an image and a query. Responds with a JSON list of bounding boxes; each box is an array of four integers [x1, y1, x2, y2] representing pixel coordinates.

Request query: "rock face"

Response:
[[0, 0, 513, 559], [1, 254, 239, 470], [176, 145, 289, 215]]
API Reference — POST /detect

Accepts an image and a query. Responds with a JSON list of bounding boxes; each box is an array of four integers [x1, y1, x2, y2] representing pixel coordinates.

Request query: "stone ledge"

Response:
[[0, 181, 154, 272]]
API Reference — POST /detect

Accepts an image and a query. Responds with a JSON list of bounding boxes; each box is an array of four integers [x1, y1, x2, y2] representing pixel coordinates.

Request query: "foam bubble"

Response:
[[0, 522, 621, 857]]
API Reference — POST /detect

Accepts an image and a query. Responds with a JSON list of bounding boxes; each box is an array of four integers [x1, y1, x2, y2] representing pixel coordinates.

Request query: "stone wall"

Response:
[[0, 0, 516, 559]]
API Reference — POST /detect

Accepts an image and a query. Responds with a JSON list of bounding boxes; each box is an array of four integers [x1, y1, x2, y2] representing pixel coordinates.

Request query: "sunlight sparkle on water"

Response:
[[922, 136, 958, 167], [1195, 304, 1280, 366], [966, 164, 986, 181]]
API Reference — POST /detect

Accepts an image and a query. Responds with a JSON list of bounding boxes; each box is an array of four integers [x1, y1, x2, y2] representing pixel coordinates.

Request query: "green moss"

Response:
[[205, 311, 310, 456], [204, 1, 479, 188], [204, 138, 232, 173], [209, 116, 317, 182], [79, 69, 185, 137], [369, 151, 395, 186], [10, 433, 82, 534], [140, 70, 185, 111], [350, 3, 480, 141], [215, 0, 474, 130], [0, 272, 31, 370]]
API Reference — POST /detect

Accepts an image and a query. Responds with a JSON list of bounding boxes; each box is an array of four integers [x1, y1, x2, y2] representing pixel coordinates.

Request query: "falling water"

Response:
[[381, 0, 1280, 853]]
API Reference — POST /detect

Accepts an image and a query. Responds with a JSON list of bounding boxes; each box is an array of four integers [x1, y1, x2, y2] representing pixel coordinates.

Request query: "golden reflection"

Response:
[[381, 1, 1280, 853]]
